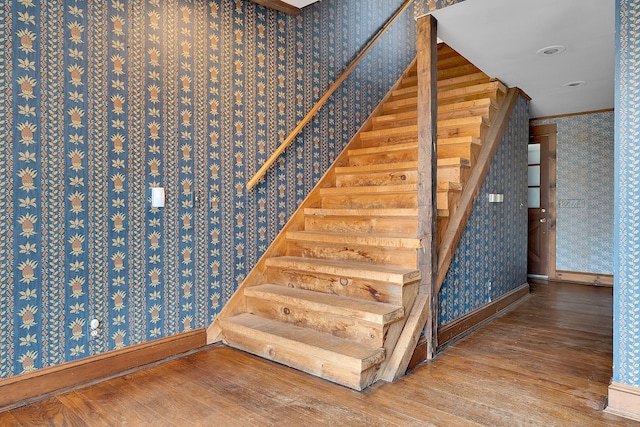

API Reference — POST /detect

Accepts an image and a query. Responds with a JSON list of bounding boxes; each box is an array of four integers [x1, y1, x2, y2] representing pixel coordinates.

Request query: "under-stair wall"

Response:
[[438, 95, 529, 340]]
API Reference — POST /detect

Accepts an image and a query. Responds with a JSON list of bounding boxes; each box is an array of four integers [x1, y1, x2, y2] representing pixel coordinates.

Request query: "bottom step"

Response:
[[220, 313, 384, 390]]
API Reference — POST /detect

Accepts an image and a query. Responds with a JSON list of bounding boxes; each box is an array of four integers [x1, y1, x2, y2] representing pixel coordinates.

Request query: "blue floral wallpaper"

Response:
[[614, 0, 640, 389], [0, 0, 417, 378], [439, 96, 529, 325], [532, 112, 615, 275]]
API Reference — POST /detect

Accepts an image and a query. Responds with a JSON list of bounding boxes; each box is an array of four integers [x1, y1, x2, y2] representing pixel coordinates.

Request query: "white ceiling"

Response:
[[281, 0, 319, 8], [432, 0, 615, 118]]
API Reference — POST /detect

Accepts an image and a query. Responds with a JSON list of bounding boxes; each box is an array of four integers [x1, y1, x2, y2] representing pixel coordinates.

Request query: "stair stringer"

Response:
[[377, 87, 521, 382], [206, 57, 419, 344]]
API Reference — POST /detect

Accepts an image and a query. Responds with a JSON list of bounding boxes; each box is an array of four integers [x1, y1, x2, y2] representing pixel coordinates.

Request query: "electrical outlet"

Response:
[[90, 318, 101, 337]]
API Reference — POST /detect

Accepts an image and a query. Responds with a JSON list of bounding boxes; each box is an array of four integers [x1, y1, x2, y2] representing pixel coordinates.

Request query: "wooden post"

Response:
[[416, 14, 438, 360]]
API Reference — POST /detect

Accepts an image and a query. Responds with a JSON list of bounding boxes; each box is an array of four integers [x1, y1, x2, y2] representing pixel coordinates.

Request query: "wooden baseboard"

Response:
[[0, 329, 207, 412], [408, 283, 530, 370], [554, 270, 613, 287], [605, 382, 640, 422], [408, 336, 428, 370], [437, 283, 530, 349]]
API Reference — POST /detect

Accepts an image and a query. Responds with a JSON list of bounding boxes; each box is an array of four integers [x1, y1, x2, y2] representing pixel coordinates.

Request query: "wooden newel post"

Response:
[[416, 14, 439, 360]]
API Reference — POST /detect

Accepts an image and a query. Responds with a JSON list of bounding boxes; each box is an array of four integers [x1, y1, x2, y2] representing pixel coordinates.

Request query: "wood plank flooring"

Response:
[[3, 281, 638, 426]]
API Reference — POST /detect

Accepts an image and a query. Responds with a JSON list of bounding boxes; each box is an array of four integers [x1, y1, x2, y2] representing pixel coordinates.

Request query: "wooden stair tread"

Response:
[[438, 157, 470, 167], [391, 86, 418, 99], [360, 125, 417, 141], [382, 97, 418, 113], [349, 142, 418, 157], [437, 54, 472, 70], [382, 96, 497, 117], [287, 230, 422, 248], [304, 208, 418, 217], [320, 183, 417, 195], [379, 98, 496, 118], [439, 98, 496, 114], [246, 284, 404, 324], [349, 136, 482, 157], [400, 75, 417, 87], [322, 181, 462, 195], [439, 136, 482, 147], [437, 181, 463, 191], [373, 110, 417, 125], [338, 158, 469, 171], [439, 81, 506, 103], [336, 161, 418, 174], [437, 63, 481, 81], [438, 72, 491, 90], [439, 116, 488, 128], [265, 256, 420, 285], [221, 313, 384, 371], [393, 72, 490, 93]]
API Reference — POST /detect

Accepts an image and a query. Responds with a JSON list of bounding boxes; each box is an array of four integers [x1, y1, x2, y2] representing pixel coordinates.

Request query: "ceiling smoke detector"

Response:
[[536, 45, 566, 56]]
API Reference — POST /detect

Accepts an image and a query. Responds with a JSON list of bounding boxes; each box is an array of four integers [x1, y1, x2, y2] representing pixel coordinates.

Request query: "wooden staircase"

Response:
[[211, 44, 508, 390]]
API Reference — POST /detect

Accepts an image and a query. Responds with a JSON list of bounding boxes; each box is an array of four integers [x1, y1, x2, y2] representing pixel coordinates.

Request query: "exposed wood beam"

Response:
[[249, 0, 302, 15], [416, 14, 438, 360]]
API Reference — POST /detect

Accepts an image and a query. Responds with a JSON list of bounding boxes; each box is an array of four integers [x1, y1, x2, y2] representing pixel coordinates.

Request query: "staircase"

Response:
[[213, 44, 507, 390]]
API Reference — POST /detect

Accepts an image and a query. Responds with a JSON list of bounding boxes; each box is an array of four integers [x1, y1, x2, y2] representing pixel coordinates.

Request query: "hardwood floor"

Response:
[[2, 281, 637, 426]]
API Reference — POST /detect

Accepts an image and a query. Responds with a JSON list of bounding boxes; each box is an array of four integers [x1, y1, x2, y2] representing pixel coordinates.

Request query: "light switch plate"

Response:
[[488, 193, 504, 203], [151, 187, 165, 208]]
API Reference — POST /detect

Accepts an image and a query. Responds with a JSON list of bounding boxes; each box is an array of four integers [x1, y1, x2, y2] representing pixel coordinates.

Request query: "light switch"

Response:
[[151, 187, 165, 208], [488, 193, 504, 203]]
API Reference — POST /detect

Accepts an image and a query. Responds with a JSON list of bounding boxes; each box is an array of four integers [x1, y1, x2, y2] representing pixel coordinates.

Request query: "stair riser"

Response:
[[438, 54, 471, 71], [438, 102, 496, 123], [438, 143, 481, 168], [359, 134, 418, 149], [438, 190, 461, 218], [336, 170, 417, 187], [349, 148, 418, 166], [349, 143, 479, 167], [265, 267, 410, 306], [391, 76, 491, 100], [221, 328, 380, 391], [373, 104, 494, 131], [389, 87, 417, 102], [440, 89, 504, 107], [245, 296, 387, 347], [382, 99, 418, 115], [321, 193, 418, 209], [372, 111, 418, 130], [399, 76, 417, 88], [437, 123, 487, 140], [304, 215, 418, 236], [438, 164, 470, 185], [437, 63, 480, 81], [440, 79, 492, 93], [437, 217, 448, 247], [286, 240, 418, 269]]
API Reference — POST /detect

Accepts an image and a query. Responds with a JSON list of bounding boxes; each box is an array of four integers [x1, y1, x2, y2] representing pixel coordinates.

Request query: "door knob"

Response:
[[540, 218, 547, 223]]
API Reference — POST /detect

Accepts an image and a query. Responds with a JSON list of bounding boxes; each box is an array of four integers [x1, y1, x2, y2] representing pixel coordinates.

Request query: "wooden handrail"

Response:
[[246, 0, 415, 190]]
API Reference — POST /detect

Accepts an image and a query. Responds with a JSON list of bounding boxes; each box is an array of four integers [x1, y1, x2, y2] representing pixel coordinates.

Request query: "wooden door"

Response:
[[528, 125, 556, 276]]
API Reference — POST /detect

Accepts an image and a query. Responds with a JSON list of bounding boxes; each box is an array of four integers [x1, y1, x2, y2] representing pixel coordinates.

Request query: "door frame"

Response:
[[529, 124, 557, 279]]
